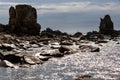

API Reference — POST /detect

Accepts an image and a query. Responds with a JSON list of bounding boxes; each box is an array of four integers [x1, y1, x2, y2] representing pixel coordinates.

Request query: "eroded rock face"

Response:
[[9, 4, 41, 35], [99, 15, 114, 34]]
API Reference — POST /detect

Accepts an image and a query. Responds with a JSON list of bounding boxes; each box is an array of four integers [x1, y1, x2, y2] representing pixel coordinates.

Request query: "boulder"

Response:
[[75, 75, 92, 80], [91, 47, 100, 52], [59, 46, 70, 53], [99, 14, 114, 35], [60, 41, 73, 45], [9, 4, 41, 35], [0, 24, 6, 32], [0, 52, 4, 59], [38, 55, 51, 61], [4, 54, 23, 63], [0, 60, 16, 68], [79, 45, 100, 52], [41, 28, 68, 38], [23, 55, 43, 65], [40, 50, 64, 57], [0, 43, 16, 51], [73, 32, 82, 37], [50, 50, 64, 57]]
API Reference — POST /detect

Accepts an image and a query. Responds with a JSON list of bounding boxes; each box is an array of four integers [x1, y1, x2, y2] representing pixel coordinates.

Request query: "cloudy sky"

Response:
[[0, 0, 120, 34]]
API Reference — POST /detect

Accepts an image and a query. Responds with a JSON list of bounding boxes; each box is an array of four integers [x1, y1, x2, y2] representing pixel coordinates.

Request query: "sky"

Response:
[[0, 0, 120, 34]]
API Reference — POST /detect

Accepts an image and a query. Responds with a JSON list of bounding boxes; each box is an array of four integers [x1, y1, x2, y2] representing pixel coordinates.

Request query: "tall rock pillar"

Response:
[[9, 4, 41, 35]]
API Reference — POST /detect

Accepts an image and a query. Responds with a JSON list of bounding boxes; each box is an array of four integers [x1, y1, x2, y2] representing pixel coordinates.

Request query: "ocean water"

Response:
[[0, 40, 120, 80]]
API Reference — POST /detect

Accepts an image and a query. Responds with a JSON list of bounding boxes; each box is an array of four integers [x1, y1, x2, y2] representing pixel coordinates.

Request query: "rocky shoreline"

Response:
[[0, 4, 120, 80], [0, 31, 119, 69]]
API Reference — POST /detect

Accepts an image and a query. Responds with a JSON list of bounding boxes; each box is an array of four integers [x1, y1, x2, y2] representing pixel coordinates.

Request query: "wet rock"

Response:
[[0, 24, 6, 32], [41, 28, 68, 38], [19, 64, 31, 68], [116, 42, 120, 44], [60, 41, 73, 45], [91, 47, 100, 52], [75, 75, 92, 80], [31, 44, 39, 48], [0, 52, 4, 59], [96, 40, 108, 44], [99, 14, 114, 35], [50, 50, 64, 57], [0, 60, 16, 68], [23, 55, 43, 65], [19, 42, 30, 49], [0, 43, 16, 51], [81, 32, 104, 42], [4, 54, 23, 63], [50, 42, 60, 49], [40, 50, 64, 57], [59, 46, 70, 53], [9, 4, 41, 35], [73, 32, 82, 37], [51, 45, 60, 49], [29, 40, 37, 44], [79, 45, 100, 52], [40, 53, 51, 56], [38, 55, 51, 61], [42, 41, 49, 45]]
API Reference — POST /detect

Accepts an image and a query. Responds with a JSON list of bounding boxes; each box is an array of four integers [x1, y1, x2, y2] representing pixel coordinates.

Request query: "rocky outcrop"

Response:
[[99, 15, 114, 34], [41, 28, 68, 38], [0, 24, 7, 32], [9, 4, 41, 35], [73, 32, 82, 37]]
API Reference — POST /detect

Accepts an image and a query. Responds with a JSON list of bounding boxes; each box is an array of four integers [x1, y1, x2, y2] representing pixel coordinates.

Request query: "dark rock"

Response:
[[0, 43, 16, 51], [40, 53, 51, 56], [0, 24, 6, 32], [42, 41, 49, 45], [116, 42, 120, 44], [51, 53, 64, 57], [9, 4, 41, 35], [41, 28, 68, 38], [29, 40, 37, 44], [91, 47, 100, 52], [96, 40, 108, 43], [81, 32, 104, 42], [0, 60, 17, 68], [50, 50, 64, 57], [99, 14, 114, 35], [60, 41, 73, 45], [73, 32, 82, 37], [59, 46, 70, 53], [75, 75, 92, 80], [4, 54, 22, 63], [0, 52, 4, 59]]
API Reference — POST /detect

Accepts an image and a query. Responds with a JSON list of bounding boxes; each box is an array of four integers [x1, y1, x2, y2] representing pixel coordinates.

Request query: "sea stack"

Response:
[[99, 15, 114, 34], [9, 4, 41, 35]]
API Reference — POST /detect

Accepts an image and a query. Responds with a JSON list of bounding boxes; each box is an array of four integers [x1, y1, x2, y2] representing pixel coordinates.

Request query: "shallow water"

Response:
[[0, 40, 120, 80]]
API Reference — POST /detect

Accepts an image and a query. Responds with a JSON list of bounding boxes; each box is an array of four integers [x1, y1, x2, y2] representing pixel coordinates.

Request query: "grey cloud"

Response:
[[0, 0, 120, 33]]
